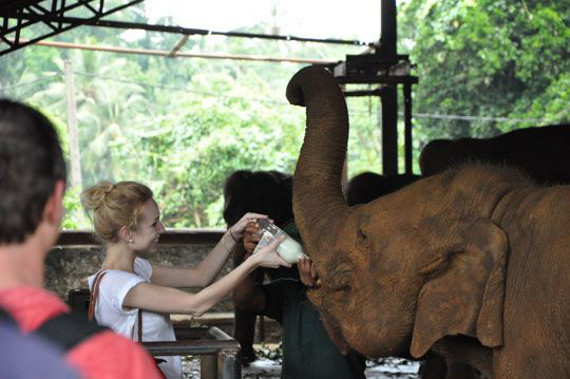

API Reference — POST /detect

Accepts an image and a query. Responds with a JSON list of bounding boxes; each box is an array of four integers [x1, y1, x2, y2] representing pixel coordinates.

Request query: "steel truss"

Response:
[[0, 0, 143, 57]]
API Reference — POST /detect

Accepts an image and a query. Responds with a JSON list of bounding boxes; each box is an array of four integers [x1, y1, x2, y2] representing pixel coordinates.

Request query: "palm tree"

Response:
[[31, 49, 149, 185]]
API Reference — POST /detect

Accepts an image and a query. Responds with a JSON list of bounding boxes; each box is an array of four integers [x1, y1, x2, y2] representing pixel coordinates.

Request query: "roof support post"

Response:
[[380, 85, 398, 175]]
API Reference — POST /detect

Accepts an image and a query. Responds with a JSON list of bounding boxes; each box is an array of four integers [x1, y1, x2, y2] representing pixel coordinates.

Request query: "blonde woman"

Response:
[[82, 181, 289, 379]]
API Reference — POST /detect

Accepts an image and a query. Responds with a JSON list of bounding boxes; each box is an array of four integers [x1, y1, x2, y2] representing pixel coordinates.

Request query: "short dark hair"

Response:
[[223, 170, 293, 227], [0, 99, 67, 243]]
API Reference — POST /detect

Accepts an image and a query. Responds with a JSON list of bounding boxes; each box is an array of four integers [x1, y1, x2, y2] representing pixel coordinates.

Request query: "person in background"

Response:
[[82, 181, 290, 378], [222, 169, 295, 363], [0, 98, 163, 378], [234, 218, 366, 379]]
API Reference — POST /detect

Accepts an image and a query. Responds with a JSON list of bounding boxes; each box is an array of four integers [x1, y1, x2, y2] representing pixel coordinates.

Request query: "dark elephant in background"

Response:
[[419, 124, 570, 184], [346, 172, 420, 207], [223, 169, 294, 363], [286, 66, 570, 378]]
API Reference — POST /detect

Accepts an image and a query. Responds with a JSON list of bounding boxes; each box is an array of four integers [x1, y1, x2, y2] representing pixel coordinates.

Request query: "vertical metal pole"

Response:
[[378, 0, 399, 175], [403, 83, 413, 174], [59, 0, 66, 30], [258, 315, 265, 342], [380, 86, 398, 175], [218, 348, 241, 379], [14, 9, 22, 46], [64, 59, 82, 188], [201, 355, 217, 379], [377, 0, 397, 61]]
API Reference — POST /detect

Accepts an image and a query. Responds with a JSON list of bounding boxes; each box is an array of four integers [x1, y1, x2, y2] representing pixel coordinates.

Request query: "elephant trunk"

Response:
[[286, 66, 350, 258]]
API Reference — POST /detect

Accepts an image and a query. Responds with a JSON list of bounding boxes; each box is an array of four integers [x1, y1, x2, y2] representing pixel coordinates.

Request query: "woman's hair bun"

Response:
[[81, 181, 114, 211], [81, 180, 153, 243]]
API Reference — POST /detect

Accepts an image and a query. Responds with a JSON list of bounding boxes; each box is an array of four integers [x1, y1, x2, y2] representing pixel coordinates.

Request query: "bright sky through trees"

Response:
[[143, 0, 381, 41]]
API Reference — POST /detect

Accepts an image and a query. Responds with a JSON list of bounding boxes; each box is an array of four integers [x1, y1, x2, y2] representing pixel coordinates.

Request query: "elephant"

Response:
[[346, 172, 420, 207], [345, 172, 480, 378], [419, 124, 570, 185], [285, 65, 570, 378], [222, 169, 294, 363]]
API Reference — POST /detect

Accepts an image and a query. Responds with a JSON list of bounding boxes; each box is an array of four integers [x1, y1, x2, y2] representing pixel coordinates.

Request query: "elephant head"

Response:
[[286, 66, 516, 358]]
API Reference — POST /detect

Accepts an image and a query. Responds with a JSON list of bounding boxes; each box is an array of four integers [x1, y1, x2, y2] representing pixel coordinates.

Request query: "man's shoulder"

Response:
[[0, 286, 67, 308], [2, 287, 162, 377], [68, 329, 163, 378], [69, 329, 145, 356], [0, 286, 68, 332]]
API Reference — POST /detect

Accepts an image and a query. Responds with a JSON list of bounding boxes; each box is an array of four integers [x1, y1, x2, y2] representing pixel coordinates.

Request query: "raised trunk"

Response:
[[286, 66, 350, 258]]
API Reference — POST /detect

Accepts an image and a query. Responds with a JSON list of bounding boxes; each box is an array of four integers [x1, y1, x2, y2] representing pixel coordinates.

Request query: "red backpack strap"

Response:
[[88, 270, 107, 322]]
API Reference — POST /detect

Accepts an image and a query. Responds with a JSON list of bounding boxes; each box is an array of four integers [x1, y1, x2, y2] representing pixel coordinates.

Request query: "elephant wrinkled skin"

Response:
[[286, 66, 570, 378]]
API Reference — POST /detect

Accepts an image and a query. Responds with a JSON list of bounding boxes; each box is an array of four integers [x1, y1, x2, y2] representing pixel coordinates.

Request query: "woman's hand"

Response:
[[229, 212, 271, 242], [250, 235, 290, 268]]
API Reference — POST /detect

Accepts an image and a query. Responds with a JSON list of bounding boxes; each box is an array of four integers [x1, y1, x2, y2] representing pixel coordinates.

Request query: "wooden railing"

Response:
[[144, 327, 241, 379], [56, 229, 226, 247]]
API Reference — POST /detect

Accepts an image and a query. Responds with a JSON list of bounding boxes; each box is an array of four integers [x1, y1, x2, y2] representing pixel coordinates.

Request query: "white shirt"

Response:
[[88, 257, 182, 379]]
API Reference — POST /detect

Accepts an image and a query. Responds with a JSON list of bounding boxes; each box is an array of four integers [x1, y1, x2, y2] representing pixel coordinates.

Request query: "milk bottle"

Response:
[[253, 219, 307, 264]]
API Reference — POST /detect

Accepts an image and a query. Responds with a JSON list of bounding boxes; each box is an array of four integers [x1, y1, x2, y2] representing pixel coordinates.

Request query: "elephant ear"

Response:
[[410, 218, 508, 358]]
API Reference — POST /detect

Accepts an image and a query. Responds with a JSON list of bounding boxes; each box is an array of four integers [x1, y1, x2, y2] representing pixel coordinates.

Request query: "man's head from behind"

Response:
[[0, 99, 67, 246]]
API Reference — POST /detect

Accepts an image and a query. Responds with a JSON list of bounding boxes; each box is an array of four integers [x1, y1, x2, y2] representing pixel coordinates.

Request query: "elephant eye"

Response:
[[357, 227, 368, 248]]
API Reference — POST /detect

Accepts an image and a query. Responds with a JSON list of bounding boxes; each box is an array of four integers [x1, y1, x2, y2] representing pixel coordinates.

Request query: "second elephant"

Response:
[[419, 124, 570, 184]]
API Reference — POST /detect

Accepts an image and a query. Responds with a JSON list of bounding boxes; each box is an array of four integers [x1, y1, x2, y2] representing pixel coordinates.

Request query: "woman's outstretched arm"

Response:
[[150, 212, 269, 288], [123, 236, 289, 316]]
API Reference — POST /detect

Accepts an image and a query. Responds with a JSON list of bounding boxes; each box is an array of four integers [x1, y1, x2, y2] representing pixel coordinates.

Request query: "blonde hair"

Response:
[[81, 181, 153, 243]]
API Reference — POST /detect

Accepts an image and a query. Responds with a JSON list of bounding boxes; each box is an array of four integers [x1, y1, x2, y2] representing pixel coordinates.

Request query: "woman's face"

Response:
[[131, 199, 165, 254]]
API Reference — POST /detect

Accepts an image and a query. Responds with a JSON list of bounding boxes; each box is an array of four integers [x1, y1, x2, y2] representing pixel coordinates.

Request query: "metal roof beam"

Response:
[[0, 0, 143, 57]]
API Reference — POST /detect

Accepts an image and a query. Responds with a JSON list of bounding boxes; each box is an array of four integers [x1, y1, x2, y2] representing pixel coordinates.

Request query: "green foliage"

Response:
[[61, 186, 91, 230], [129, 69, 307, 227], [400, 0, 569, 146]]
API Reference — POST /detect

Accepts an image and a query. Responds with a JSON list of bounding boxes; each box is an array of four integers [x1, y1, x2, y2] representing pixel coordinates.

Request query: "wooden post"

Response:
[[64, 59, 82, 188], [380, 85, 398, 175], [403, 83, 413, 174]]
